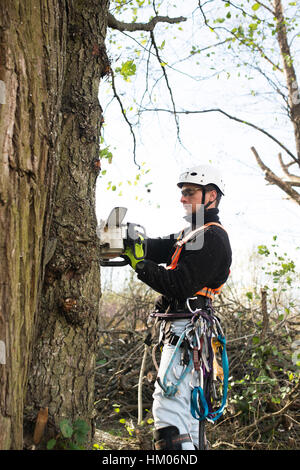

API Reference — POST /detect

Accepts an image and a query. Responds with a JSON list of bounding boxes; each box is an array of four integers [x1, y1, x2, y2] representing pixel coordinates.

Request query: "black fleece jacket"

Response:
[[135, 208, 232, 309]]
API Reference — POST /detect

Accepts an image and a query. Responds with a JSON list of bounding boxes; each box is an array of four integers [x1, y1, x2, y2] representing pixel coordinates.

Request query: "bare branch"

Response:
[[110, 69, 139, 169], [253, 0, 275, 15], [139, 106, 298, 163], [251, 146, 300, 204], [278, 152, 300, 186], [236, 380, 300, 435], [150, 31, 181, 143], [220, 0, 274, 19], [107, 12, 186, 32]]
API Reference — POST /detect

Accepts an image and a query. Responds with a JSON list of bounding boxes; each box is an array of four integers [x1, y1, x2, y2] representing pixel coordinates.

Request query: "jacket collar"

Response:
[[183, 208, 220, 227]]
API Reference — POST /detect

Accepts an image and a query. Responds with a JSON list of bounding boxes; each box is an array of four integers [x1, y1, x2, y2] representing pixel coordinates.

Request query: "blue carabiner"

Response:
[[191, 333, 229, 422], [158, 329, 193, 397]]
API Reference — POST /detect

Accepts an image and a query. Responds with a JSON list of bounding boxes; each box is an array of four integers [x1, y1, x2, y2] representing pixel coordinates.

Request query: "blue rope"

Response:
[[190, 334, 229, 422], [157, 329, 193, 397]]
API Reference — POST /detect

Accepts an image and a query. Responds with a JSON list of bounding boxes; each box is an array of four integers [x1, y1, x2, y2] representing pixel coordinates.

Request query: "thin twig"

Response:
[[138, 344, 149, 425], [110, 69, 139, 168], [139, 106, 297, 161], [235, 381, 300, 435], [150, 31, 181, 144]]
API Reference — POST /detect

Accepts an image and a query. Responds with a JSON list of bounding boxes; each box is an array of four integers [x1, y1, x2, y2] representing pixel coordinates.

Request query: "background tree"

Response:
[[197, 0, 300, 204], [102, 0, 300, 204]]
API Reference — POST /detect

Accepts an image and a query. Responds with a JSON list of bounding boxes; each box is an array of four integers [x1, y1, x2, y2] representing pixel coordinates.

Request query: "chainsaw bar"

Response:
[[105, 207, 127, 228]]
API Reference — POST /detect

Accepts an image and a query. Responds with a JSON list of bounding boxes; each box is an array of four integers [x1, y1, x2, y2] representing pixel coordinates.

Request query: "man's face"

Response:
[[180, 184, 217, 215]]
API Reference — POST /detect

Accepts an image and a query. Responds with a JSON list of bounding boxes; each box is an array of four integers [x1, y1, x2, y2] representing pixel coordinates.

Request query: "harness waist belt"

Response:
[[151, 295, 212, 319]]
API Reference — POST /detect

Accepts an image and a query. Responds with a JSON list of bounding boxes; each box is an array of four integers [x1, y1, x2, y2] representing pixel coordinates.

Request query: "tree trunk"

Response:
[[0, 0, 67, 449], [0, 0, 109, 450], [274, 0, 300, 166], [25, 0, 109, 446]]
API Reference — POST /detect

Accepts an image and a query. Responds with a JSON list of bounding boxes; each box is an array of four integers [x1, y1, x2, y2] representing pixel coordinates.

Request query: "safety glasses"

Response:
[[181, 188, 202, 198]]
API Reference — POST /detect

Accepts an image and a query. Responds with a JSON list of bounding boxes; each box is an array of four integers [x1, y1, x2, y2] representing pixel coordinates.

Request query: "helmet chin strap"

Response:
[[202, 188, 219, 210], [185, 189, 219, 227]]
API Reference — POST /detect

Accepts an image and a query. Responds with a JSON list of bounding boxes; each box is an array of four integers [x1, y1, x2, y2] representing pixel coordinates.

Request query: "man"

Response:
[[123, 165, 232, 450]]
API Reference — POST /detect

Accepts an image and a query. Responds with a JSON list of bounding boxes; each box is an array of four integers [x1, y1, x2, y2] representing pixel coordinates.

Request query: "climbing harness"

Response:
[[153, 307, 229, 424], [146, 220, 230, 449], [166, 222, 228, 300]]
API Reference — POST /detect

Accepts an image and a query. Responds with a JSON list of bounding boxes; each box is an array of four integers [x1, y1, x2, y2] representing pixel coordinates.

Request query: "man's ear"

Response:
[[209, 189, 217, 201]]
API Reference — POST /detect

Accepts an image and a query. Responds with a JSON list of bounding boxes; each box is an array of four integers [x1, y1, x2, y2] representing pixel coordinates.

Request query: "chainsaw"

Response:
[[97, 206, 147, 266]]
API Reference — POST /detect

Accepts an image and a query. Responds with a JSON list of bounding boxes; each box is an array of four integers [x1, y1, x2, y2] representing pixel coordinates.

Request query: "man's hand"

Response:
[[123, 237, 145, 270]]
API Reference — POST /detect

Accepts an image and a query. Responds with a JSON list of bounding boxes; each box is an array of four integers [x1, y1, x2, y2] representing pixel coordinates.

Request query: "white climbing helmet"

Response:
[[177, 164, 225, 195]]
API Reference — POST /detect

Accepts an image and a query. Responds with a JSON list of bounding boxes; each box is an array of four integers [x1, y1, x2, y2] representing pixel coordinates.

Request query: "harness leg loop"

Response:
[[153, 426, 192, 450]]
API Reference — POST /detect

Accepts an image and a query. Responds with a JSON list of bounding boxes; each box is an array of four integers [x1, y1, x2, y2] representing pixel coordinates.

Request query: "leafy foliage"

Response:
[[115, 60, 137, 81], [47, 419, 90, 450]]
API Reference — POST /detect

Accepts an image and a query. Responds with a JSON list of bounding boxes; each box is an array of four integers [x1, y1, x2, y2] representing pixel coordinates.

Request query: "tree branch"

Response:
[[251, 146, 300, 204], [110, 69, 139, 169], [278, 152, 300, 186], [253, 0, 275, 15], [139, 106, 298, 162], [107, 12, 186, 32], [198, 0, 282, 72], [150, 31, 181, 144]]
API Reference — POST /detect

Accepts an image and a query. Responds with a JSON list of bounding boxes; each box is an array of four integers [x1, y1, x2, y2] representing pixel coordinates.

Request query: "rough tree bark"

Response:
[[0, 0, 66, 449], [25, 0, 110, 446], [0, 0, 109, 450], [274, 0, 300, 164]]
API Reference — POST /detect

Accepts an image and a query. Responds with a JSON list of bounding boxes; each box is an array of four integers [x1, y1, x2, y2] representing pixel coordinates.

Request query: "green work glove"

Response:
[[123, 238, 145, 270]]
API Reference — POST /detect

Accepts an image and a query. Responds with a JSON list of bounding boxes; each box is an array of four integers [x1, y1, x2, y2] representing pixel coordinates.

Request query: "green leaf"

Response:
[[115, 60, 136, 81], [73, 419, 90, 445], [252, 3, 261, 11], [258, 245, 270, 256], [68, 441, 83, 450], [47, 439, 57, 450], [100, 147, 113, 163], [73, 419, 90, 434], [96, 358, 106, 365], [59, 419, 73, 439]]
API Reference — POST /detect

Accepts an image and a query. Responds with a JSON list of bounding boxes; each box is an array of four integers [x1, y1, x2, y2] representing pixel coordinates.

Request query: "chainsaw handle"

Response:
[[100, 258, 129, 267]]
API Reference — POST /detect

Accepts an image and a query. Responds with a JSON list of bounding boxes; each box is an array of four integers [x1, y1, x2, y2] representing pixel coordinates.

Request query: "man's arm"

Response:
[[144, 234, 178, 264], [136, 228, 231, 300]]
